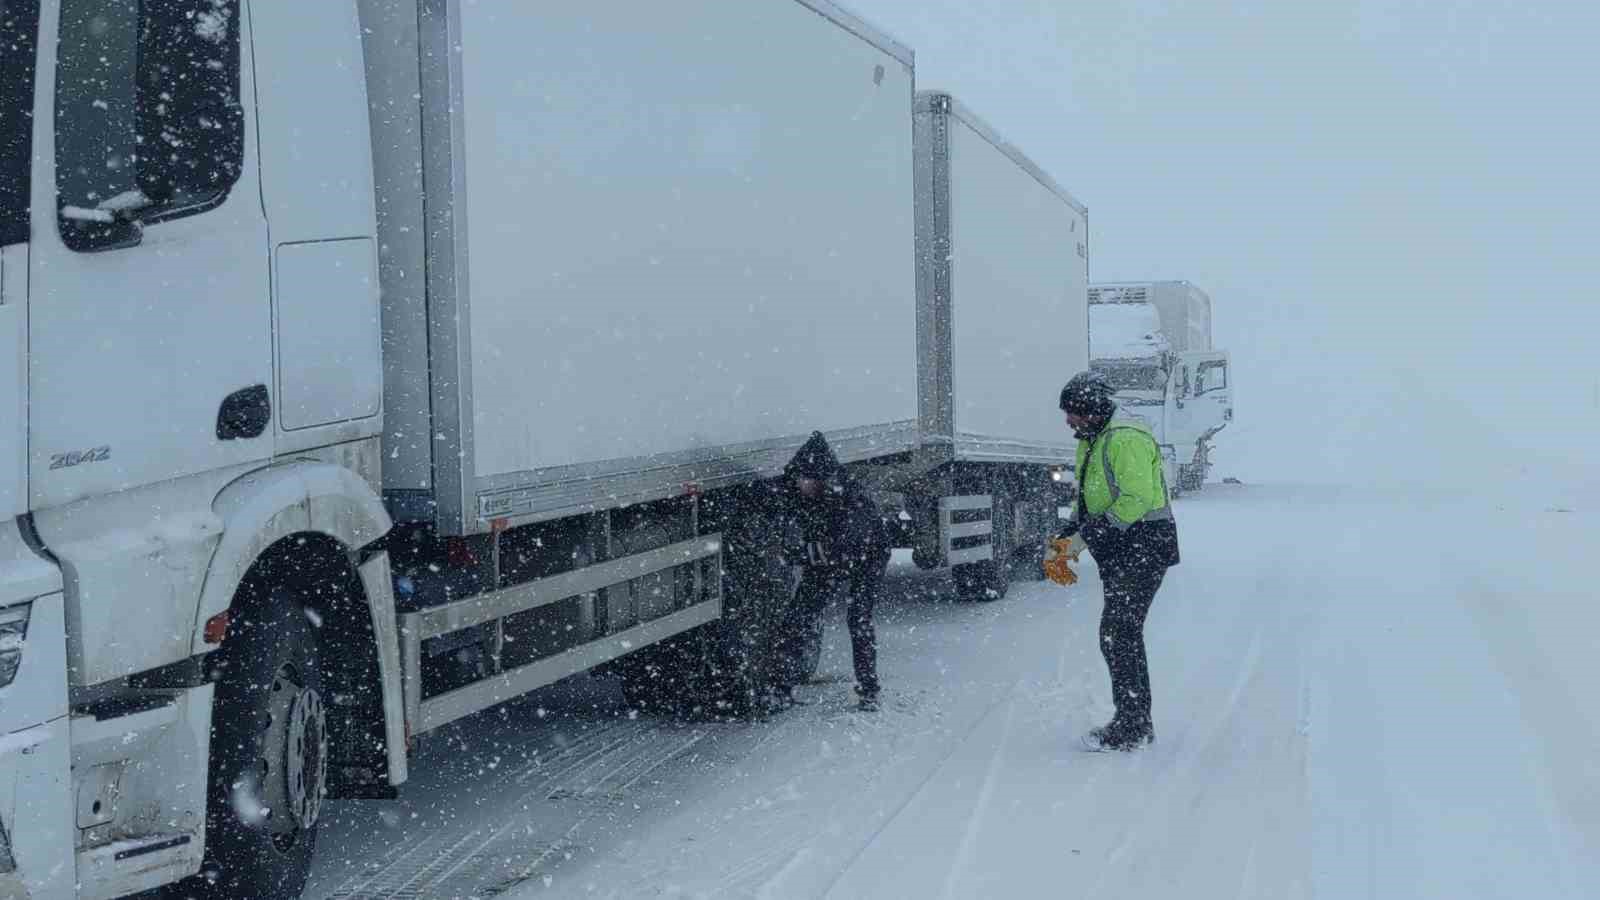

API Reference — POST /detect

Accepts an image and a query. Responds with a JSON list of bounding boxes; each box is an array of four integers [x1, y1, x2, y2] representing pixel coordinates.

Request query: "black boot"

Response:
[[1081, 717, 1154, 752]]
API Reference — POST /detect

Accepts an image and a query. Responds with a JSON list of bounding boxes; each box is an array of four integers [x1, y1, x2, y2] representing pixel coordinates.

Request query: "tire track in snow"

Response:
[[939, 688, 1021, 900], [1085, 563, 1306, 899], [314, 720, 709, 899], [817, 687, 1020, 899]]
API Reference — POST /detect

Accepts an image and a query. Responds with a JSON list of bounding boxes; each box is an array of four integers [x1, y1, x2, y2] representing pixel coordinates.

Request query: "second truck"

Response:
[[1088, 281, 1233, 495]]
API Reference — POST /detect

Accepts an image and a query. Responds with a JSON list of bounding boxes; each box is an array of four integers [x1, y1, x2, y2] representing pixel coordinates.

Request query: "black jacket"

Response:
[[1080, 512, 1180, 577], [783, 432, 891, 573]]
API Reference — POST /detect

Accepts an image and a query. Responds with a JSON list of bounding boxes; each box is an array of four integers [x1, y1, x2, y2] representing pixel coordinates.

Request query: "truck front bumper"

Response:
[[1, 593, 74, 900]]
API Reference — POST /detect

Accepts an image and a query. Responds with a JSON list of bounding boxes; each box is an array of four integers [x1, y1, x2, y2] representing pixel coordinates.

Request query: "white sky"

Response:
[[845, 0, 1600, 485]]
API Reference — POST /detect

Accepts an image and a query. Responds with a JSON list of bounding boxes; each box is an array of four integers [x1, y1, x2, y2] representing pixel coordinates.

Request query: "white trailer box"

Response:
[[913, 92, 1089, 465], [364, 0, 920, 535], [1089, 281, 1212, 354]]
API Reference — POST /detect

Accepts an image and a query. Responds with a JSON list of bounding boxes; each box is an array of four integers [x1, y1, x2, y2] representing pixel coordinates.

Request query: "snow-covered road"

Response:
[[305, 483, 1600, 899]]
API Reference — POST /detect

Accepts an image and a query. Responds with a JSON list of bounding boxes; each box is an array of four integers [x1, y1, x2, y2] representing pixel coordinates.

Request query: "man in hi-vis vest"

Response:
[[1048, 371, 1181, 751]]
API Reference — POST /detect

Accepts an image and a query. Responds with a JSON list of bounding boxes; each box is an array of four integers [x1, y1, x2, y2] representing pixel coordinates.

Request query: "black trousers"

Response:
[[779, 549, 889, 696], [1098, 565, 1165, 730]]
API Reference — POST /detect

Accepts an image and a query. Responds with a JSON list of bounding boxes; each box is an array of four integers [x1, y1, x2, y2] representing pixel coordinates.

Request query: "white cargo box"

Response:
[[1089, 281, 1212, 354], [913, 92, 1089, 465], [362, 0, 919, 534]]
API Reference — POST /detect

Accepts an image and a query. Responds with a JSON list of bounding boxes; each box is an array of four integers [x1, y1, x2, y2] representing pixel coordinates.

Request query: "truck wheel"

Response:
[[614, 625, 722, 718], [911, 547, 942, 570], [196, 586, 326, 898], [1012, 543, 1048, 582], [1178, 465, 1204, 494], [698, 498, 795, 718], [1009, 499, 1049, 582], [953, 559, 1008, 601], [617, 656, 672, 712]]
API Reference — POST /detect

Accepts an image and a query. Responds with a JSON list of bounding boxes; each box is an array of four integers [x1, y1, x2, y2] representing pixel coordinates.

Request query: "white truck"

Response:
[[1088, 281, 1233, 495], [0, 2, 1084, 897], [901, 91, 1088, 596]]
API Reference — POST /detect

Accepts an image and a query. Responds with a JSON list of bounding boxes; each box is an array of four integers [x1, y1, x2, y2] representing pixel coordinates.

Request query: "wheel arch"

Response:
[[194, 461, 408, 788], [192, 461, 390, 650]]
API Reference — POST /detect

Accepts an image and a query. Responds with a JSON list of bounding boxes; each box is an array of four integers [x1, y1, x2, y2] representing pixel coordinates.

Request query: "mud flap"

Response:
[[359, 552, 409, 788]]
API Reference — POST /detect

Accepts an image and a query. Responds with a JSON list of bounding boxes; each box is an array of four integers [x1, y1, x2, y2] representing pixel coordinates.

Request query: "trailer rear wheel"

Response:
[[193, 586, 325, 898], [953, 559, 1007, 601]]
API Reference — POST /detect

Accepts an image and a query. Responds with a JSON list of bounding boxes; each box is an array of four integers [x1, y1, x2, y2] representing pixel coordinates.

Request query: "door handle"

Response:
[[217, 385, 271, 440]]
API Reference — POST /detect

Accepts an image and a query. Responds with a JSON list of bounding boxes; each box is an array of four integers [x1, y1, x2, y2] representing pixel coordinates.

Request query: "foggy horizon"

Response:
[[847, 0, 1600, 487]]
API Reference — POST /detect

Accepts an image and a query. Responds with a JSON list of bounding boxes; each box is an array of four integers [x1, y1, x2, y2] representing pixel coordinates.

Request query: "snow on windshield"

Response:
[[1090, 302, 1168, 360]]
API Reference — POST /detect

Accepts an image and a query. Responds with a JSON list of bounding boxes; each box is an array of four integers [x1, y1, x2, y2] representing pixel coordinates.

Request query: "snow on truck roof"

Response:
[[1090, 303, 1169, 360]]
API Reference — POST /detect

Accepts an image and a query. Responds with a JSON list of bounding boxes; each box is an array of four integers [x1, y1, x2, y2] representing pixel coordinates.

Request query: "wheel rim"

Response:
[[259, 663, 327, 842], [286, 685, 327, 832]]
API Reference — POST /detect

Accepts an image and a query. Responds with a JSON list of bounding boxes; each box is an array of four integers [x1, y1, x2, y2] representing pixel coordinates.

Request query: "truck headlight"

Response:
[[0, 604, 27, 688]]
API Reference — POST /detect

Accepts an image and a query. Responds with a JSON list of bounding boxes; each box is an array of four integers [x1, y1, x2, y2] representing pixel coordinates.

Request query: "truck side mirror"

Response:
[[59, 206, 144, 253]]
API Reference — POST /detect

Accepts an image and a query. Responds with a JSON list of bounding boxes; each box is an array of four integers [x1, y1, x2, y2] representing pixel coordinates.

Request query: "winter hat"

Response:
[[784, 431, 842, 481], [1059, 370, 1117, 418]]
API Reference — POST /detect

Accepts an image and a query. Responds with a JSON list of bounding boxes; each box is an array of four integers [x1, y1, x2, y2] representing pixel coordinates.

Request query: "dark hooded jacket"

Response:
[[783, 431, 891, 572]]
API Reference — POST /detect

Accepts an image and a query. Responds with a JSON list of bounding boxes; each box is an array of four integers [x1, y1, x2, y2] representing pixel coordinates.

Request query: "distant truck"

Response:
[[1, 3, 1082, 898], [1088, 281, 1232, 495]]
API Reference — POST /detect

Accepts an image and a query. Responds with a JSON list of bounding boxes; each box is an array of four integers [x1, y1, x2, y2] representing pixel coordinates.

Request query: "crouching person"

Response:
[[771, 431, 891, 712]]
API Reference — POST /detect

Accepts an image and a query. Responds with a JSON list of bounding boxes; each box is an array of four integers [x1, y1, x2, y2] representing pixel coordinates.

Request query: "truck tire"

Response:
[[617, 655, 672, 712], [613, 624, 721, 718], [953, 559, 1006, 601], [1009, 499, 1050, 583], [690, 495, 796, 718], [1178, 464, 1205, 494], [196, 586, 326, 898], [1012, 544, 1048, 582]]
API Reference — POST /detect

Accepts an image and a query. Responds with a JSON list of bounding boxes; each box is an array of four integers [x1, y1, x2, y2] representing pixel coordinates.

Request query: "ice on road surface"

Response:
[[306, 482, 1600, 899]]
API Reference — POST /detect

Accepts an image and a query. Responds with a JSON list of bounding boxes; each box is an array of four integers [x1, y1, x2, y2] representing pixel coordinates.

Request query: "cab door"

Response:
[[27, 0, 271, 511], [1, 245, 25, 520], [1185, 350, 1233, 438], [0, 0, 39, 518]]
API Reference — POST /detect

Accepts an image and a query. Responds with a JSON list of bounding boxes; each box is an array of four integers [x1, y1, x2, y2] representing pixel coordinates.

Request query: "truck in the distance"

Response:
[[1088, 281, 1233, 495], [1, 2, 1081, 898]]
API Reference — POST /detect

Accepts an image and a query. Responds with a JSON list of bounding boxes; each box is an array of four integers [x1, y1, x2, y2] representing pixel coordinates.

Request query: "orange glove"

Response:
[[1042, 537, 1081, 586]]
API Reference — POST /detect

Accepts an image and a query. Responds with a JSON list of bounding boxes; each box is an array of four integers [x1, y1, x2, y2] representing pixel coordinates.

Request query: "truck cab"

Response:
[[4, 2, 394, 896], [1088, 291, 1232, 495]]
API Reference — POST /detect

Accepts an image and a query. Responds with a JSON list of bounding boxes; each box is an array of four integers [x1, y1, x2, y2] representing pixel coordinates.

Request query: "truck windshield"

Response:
[[0, 0, 39, 247], [1093, 362, 1166, 393]]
